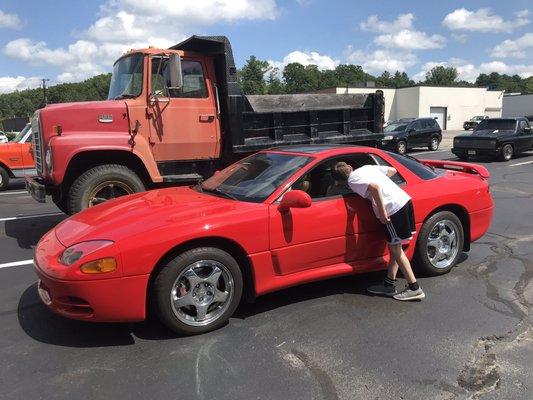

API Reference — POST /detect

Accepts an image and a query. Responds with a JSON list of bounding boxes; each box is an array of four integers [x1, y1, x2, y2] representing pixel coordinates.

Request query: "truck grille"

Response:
[[31, 112, 43, 174], [454, 138, 495, 149]]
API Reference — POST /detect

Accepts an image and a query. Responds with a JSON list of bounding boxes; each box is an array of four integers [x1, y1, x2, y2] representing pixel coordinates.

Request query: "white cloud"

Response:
[[3, 0, 280, 86], [346, 48, 417, 74], [269, 50, 339, 72], [492, 33, 533, 58], [451, 33, 467, 43], [414, 59, 533, 83], [374, 30, 446, 50], [360, 13, 414, 33], [0, 76, 42, 94], [442, 8, 530, 33], [0, 9, 20, 29]]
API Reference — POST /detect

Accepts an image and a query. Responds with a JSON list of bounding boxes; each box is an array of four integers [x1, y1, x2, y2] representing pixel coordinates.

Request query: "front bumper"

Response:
[[378, 139, 398, 150], [25, 176, 46, 203]]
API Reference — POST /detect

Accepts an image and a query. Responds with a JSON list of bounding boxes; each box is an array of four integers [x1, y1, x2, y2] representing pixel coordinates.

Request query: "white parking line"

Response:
[[0, 212, 63, 222], [0, 191, 28, 196], [0, 259, 33, 269], [509, 160, 533, 167]]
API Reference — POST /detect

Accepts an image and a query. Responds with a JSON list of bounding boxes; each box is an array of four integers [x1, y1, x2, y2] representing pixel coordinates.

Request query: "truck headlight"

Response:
[[45, 148, 52, 171], [383, 135, 394, 140]]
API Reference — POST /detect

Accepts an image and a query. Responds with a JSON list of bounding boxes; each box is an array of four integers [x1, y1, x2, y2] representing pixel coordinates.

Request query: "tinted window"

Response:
[[152, 59, 208, 98], [200, 152, 311, 202], [411, 120, 422, 130], [384, 123, 408, 132], [370, 154, 406, 185], [386, 152, 439, 180], [476, 119, 516, 131], [518, 120, 529, 131]]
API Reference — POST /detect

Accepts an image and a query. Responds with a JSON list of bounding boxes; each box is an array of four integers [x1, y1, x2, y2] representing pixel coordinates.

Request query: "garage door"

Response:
[[430, 107, 447, 129], [485, 108, 502, 118]]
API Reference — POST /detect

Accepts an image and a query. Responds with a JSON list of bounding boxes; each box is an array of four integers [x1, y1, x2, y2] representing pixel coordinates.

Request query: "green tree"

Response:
[[392, 71, 414, 88], [266, 68, 285, 94], [424, 66, 458, 86], [239, 56, 270, 95], [283, 63, 322, 93]]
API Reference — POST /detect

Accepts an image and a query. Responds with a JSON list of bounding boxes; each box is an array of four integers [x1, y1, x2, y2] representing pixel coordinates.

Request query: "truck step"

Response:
[[162, 173, 204, 183]]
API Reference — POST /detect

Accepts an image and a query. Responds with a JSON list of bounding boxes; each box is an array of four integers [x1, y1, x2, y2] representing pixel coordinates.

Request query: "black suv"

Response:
[[452, 117, 533, 161], [379, 118, 442, 154]]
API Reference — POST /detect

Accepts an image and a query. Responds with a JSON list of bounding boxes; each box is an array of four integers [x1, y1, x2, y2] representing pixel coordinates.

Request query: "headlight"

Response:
[[383, 135, 394, 140], [45, 147, 52, 171], [59, 240, 114, 266]]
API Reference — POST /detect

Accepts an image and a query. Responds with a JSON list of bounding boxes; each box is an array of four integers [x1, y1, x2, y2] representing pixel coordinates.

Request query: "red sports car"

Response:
[[34, 145, 494, 335]]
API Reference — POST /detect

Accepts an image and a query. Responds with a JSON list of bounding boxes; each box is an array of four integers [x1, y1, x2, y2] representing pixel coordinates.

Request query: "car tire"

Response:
[[152, 247, 243, 336], [68, 164, 145, 214], [428, 136, 440, 151], [500, 144, 513, 161], [396, 140, 407, 155], [414, 211, 464, 276], [0, 166, 9, 191]]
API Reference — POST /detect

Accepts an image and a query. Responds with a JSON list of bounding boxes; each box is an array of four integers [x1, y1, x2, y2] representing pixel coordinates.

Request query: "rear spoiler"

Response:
[[420, 159, 490, 179]]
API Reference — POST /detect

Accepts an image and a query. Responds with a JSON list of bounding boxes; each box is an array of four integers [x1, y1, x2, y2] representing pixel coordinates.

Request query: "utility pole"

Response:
[[41, 78, 50, 106]]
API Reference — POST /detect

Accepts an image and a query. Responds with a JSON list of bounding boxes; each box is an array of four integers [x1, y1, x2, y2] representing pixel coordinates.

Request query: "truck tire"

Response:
[[500, 144, 513, 161], [68, 164, 145, 214], [0, 166, 9, 191]]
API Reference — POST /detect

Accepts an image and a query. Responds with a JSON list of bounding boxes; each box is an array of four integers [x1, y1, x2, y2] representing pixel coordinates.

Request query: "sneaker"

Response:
[[393, 286, 425, 301], [367, 283, 397, 297]]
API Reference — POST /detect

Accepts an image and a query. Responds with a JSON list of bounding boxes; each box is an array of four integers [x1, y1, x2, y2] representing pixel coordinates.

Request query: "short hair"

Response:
[[332, 161, 350, 180]]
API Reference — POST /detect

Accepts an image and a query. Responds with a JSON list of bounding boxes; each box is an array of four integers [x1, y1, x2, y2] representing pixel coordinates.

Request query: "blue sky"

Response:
[[0, 0, 531, 93]]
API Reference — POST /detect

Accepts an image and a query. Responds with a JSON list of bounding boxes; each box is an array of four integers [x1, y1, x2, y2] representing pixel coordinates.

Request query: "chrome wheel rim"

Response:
[[426, 220, 460, 269], [398, 142, 406, 154], [431, 138, 438, 150], [503, 146, 512, 160], [88, 181, 134, 207], [170, 260, 234, 327]]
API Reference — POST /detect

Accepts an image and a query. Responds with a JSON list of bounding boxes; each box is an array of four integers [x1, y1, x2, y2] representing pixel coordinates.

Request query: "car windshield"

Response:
[[384, 123, 408, 132], [471, 116, 484, 121], [11, 123, 31, 143], [198, 152, 312, 202], [475, 119, 516, 131], [108, 53, 144, 100]]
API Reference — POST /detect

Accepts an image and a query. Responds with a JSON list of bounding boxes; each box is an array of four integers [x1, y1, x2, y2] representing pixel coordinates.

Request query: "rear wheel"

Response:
[[500, 144, 513, 161], [68, 164, 145, 214], [0, 167, 9, 191], [414, 211, 464, 276], [152, 247, 243, 335], [428, 136, 440, 151], [396, 140, 407, 155]]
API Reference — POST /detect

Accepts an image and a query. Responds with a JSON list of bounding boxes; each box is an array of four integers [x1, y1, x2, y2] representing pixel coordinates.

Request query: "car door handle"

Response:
[[199, 114, 215, 122]]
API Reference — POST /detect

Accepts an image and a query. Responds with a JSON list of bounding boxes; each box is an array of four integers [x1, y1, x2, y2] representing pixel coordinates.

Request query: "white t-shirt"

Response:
[[347, 165, 410, 217]]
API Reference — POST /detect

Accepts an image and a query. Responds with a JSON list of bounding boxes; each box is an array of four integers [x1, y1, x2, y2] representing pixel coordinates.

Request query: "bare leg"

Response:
[[386, 257, 399, 280], [388, 244, 416, 284]]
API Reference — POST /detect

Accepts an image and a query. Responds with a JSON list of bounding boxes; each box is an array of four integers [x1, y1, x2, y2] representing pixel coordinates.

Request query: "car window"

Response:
[[386, 152, 440, 180], [370, 154, 406, 185], [411, 120, 422, 130], [476, 119, 516, 131], [151, 58, 208, 98], [518, 120, 528, 132]]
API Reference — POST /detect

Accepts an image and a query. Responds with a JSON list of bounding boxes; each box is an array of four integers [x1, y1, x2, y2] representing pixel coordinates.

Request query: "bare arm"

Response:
[[368, 182, 389, 223], [382, 166, 397, 177]]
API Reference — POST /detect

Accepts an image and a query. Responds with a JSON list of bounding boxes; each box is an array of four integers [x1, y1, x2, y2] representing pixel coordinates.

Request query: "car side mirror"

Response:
[[168, 53, 183, 89], [523, 127, 531, 133], [278, 190, 312, 213]]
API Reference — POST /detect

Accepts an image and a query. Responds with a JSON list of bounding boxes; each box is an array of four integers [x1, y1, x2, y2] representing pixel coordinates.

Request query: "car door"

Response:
[[268, 154, 387, 275], [408, 120, 424, 146]]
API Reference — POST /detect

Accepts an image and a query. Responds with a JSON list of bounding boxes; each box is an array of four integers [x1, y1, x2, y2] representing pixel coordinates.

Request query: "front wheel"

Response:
[[0, 167, 9, 191], [68, 164, 145, 214], [500, 144, 513, 161], [428, 137, 440, 151], [396, 140, 407, 155], [152, 247, 243, 335], [414, 211, 464, 276]]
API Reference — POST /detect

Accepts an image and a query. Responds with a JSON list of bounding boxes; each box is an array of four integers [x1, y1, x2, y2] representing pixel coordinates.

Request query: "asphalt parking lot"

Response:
[[1, 143, 531, 400]]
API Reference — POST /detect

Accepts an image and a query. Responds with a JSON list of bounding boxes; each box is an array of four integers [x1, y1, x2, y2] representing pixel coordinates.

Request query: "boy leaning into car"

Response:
[[332, 161, 425, 301]]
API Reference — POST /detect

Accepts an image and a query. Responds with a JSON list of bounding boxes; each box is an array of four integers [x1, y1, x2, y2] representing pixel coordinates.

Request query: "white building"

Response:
[[502, 94, 533, 119], [316, 86, 504, 130]]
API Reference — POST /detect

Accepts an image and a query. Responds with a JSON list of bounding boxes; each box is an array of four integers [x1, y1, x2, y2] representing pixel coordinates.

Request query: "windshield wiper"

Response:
[[113, 93, 137, 100], [201, 187, 238, 200]]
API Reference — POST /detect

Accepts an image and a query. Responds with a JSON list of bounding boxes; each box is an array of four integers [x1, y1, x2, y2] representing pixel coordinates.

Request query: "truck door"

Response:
[[517, 120, 533, 152], [148, 56, 220, 163]]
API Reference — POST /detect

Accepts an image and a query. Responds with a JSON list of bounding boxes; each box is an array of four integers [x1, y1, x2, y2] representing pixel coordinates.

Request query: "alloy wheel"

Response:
[[426, 220, 460, 269]]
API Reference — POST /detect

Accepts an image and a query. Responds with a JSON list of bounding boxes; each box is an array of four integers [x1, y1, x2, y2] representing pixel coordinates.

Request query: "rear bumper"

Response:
[[469, 205, 494, 243], [25, 176, 47, 203], [452, 147, 500, 157]]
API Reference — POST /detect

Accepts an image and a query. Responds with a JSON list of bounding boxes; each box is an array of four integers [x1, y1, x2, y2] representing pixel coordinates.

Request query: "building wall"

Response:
[[503, 94, 533, 118]]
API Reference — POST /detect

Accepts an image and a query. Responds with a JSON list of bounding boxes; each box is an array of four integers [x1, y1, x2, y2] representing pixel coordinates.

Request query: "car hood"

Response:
[[54, 187, 241, 247]]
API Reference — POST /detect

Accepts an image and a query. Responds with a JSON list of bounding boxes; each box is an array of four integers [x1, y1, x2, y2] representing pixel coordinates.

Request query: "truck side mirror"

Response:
[[168, 54, 183, 89]]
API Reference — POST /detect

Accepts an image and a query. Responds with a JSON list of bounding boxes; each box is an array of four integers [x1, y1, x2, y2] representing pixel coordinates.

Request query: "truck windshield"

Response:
[[198, 152, 312, 203], [108, 54, 144, 100], [475, 119, 516, 131], [11, 123, 31, 143]]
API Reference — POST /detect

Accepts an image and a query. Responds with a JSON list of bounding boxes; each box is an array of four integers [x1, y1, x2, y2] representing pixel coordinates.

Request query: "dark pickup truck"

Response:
[[452, 117, 533, 161]]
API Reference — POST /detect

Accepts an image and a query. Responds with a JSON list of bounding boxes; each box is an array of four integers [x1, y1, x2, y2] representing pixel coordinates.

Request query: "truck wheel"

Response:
[[0, 167, 9, 191], [414, 211, 464, 276], [428, 137, 440, 151], [68, 164, 145, 214], [152, 247, 243, 335], [500, 144, 513, 161], [396, 140, 407, 155]]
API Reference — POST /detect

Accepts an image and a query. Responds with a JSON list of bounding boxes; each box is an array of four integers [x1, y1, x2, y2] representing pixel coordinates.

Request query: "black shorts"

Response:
[[384, 200, 416, 245]]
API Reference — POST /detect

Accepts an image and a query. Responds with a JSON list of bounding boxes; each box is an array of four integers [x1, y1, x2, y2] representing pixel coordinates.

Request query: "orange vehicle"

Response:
[[26, 36, 385, 214], [0, 123, 35, 191]]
